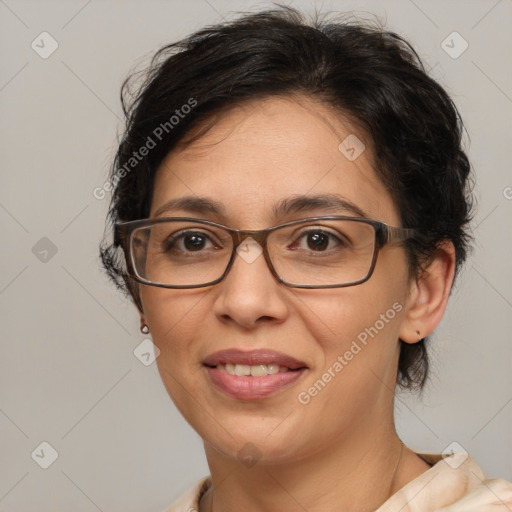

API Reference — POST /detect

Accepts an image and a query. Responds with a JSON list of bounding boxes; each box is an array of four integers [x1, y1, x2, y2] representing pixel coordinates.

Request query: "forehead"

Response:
[[151, 95, 400, 226]]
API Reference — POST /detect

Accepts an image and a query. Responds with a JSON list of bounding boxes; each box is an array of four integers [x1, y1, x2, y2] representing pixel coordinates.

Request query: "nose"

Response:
[[212, 237, 289, 329]]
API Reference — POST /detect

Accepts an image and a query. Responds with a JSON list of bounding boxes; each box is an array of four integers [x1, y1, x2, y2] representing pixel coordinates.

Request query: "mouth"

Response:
[[203, 349, 308, 400], [213, 363, 294, 376]]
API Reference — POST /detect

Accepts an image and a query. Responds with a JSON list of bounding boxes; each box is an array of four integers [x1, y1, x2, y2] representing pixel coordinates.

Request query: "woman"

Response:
[[100, 7, 512, 512]]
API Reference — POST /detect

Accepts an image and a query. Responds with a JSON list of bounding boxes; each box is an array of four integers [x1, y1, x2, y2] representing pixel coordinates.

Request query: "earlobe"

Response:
[[139, 311, 149, 334], [399, 241, 456, 345]]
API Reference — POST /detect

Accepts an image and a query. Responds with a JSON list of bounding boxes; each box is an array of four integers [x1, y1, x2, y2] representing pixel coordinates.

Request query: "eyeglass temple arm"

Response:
[[113, 224, 124, 247], [384, 225, 417, 243]]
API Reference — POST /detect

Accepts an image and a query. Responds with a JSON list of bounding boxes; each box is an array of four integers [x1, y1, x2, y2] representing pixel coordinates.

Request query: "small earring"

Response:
[[416, 329, 421, 340], [140, 324, 150, 335]]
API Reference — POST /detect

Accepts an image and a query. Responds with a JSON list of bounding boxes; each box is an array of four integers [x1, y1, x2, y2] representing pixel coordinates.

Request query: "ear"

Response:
[[399, 241, 456, 344]]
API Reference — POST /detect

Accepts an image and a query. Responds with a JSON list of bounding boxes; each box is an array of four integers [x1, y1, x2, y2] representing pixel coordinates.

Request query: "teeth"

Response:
[[216, 363, 292, 376], [267, 364, 280, 374], [250, 364, 268, 377], [235, 364, 251, 376]]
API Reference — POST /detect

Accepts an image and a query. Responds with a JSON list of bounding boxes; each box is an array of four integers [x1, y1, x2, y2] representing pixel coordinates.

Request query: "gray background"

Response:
[[0, 0, 511, 510]]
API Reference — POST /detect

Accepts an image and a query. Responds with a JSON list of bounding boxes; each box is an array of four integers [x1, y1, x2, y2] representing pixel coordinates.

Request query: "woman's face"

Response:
[[140, 96, 413, 463]]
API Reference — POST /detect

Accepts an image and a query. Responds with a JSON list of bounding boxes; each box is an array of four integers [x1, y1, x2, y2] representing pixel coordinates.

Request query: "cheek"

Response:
[[300, 283, 405, 353], [140, 287, 207, 389], [146, 299, 218, 430], [295, 274, 408, 403], [141, 287, 206, 340]]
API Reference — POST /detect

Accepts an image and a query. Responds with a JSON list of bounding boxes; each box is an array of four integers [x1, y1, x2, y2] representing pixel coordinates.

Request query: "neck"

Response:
[[199, 420, 415, 512]]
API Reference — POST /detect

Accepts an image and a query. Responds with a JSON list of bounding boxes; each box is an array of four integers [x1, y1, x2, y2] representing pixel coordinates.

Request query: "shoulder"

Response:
[[377, 452, 512, 512], [162, 476, 211, 512]]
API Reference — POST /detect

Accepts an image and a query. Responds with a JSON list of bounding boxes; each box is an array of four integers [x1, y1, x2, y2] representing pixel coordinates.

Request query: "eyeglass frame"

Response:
[[114, 216, 417, 290]]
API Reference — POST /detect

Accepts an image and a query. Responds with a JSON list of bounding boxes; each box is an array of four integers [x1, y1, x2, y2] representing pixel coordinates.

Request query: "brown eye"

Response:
[[163, 230, 215, 254], [290, 228, 346, 253], [182, 233, 207, 251], [306, 232, 329, 251]]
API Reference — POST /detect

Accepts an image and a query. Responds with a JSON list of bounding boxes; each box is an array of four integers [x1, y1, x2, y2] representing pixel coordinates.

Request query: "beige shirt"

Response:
[[164, 453, 512, 512]]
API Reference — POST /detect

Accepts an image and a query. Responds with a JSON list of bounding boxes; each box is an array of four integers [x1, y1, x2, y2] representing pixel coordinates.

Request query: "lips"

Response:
[[203, 349, 307, 370], [203, 349, 308, 400]]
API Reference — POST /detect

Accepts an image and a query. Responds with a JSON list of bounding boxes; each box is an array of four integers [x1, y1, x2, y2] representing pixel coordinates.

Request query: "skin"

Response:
[[138, 95, 456, 512]]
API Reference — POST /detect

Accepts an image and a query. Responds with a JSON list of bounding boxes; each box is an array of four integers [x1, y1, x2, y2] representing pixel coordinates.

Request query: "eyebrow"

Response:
[[273, 194, 367, 219], [152, 193, 368, 220], [153, 196, 227, 218]]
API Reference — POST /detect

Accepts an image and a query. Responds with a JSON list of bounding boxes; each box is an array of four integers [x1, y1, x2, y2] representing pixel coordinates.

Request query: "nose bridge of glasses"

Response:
[[232, 229, 268, 248]]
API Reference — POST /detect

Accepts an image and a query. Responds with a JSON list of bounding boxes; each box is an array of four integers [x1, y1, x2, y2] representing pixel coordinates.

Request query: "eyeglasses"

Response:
[[115, 216, 417, 289]]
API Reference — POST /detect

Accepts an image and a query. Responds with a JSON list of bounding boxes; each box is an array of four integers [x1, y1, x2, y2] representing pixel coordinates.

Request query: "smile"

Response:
[[215, 363, 291, 376], [203, 349, 308, 400]]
